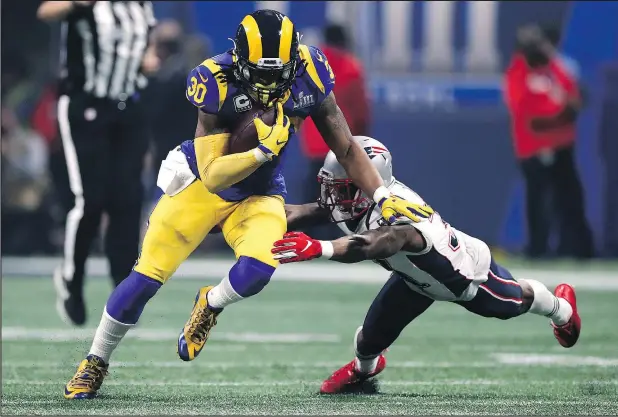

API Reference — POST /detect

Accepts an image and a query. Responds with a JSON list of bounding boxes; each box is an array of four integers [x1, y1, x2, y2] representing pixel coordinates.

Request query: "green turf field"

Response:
[[2, 275, 617, 415]]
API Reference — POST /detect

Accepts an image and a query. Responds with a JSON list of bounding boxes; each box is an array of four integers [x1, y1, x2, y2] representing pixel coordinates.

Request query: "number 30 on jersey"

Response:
[[187, 76, 207, 105]]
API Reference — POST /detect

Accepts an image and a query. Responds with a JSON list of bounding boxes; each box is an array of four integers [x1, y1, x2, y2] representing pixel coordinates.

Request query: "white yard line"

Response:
[[491, 353, 618, 366], [3, 257, 617, 289], [4, 353, 618, 369], [1, 327, 340, 343]]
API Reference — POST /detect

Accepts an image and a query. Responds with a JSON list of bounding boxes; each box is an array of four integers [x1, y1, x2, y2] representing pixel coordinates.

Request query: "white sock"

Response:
[[353, 326, 379, 374], [88, 307, 134, 363], [207, 275, 244, 309], [521, 279, 573, 326], [355, 356, 379, 374]]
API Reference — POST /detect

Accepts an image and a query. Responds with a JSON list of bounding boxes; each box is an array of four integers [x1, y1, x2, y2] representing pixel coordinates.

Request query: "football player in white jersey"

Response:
[[271, 136, 582, 394]]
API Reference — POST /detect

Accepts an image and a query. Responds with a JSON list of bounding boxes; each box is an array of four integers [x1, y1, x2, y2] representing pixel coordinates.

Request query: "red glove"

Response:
[[271, 231, 331, 264]]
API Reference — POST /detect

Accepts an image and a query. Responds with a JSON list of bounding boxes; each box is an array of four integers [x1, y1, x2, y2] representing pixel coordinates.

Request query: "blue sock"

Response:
[[206, 257, 276, 311], [106, 270, 162, 324], [228, 256, 275, 297]]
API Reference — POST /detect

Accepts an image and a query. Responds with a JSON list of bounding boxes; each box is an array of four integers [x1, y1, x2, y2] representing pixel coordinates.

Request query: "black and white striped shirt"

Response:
[[59, 1, 156, 100]]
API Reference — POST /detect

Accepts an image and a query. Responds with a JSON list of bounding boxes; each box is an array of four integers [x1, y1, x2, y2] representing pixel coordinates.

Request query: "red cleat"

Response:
[[320, 355, 386, 394], [552, 284, 581, 348]]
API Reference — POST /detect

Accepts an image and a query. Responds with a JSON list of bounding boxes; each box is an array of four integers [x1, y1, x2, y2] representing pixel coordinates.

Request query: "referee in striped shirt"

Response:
[[38, 1, 158, 326]]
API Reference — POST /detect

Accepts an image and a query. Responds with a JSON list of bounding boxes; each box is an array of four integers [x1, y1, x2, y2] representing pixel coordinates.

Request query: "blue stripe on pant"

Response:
[[456, 259, 525, 320]]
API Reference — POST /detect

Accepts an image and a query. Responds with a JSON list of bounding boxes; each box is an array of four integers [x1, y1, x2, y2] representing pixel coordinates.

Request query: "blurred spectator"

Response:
[[1, 106, 55, 254], [300, 23, 370, 238], [504, 24, 593, 259], [38, 0, 158, 326], [1, 48, 55, 255], [185, 33, 212, 69], [2, 51, 39, 125], [30, 84, 59, 147], [144, 19, 198, 201], [301, 24, 370, 165]]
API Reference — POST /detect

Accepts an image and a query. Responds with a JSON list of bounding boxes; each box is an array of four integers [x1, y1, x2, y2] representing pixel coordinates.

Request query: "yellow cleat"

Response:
[[177, 286, 220, 361], [64, 355, 108, 399]]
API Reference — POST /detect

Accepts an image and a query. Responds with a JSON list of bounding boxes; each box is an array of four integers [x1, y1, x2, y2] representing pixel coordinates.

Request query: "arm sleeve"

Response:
[[194, 134, 265, 193]]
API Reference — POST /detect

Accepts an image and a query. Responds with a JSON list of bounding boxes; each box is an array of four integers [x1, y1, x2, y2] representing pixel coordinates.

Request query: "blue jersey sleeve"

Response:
[[298, 45, 336, 106], [186, 59, 224, 114]]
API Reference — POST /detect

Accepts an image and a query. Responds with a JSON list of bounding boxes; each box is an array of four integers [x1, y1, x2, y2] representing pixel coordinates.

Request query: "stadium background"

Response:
[[3, 0, 617, 256], [2, 2, 618, 415]]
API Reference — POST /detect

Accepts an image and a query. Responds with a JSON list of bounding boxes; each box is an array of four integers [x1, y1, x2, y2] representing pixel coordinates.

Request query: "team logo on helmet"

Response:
[[363, 145, 388, 159]]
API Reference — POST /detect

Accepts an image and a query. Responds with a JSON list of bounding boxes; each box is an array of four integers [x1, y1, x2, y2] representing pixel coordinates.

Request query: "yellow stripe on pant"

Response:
[[135, 181, 286, 284]]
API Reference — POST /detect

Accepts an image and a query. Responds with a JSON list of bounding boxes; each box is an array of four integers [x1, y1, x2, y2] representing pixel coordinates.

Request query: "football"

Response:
[[228, 105, 276, 154]]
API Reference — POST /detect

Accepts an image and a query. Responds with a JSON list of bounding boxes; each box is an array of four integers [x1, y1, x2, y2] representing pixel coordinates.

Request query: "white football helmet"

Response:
[[317, 136, 394, 222]]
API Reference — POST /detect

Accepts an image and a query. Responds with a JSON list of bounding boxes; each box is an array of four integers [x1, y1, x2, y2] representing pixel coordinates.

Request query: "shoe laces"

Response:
[[69, 359, 108, 390], [188, 306, 217, 344]]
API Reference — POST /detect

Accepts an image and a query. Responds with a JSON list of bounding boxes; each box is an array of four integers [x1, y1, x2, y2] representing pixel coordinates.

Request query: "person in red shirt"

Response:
[[300, 24, 370, 239], [301, 24, 370, 157], [504, 25, 593, 259]]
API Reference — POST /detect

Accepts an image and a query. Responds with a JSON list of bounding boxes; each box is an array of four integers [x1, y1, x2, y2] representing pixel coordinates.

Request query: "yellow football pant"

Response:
[[134, 181, 286, 284]]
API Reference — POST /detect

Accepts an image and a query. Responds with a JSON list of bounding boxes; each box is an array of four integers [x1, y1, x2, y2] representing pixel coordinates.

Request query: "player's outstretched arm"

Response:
[[311, 93, 433, 224], [194, 109, 282, 193], [285, 203, 331, 230], [311, 93, 383, 198], [272, 226, 425, 264]]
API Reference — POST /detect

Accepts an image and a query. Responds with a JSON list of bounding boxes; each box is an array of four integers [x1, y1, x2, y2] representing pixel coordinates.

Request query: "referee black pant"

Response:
[[57, 93, 149, 292], [520, 145, 593, 259]]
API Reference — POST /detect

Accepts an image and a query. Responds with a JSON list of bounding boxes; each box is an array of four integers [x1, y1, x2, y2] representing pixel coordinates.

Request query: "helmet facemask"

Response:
[[317, 174, 371, 223], [235, 56, 297, 106], [316, 136, 394, 224]]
